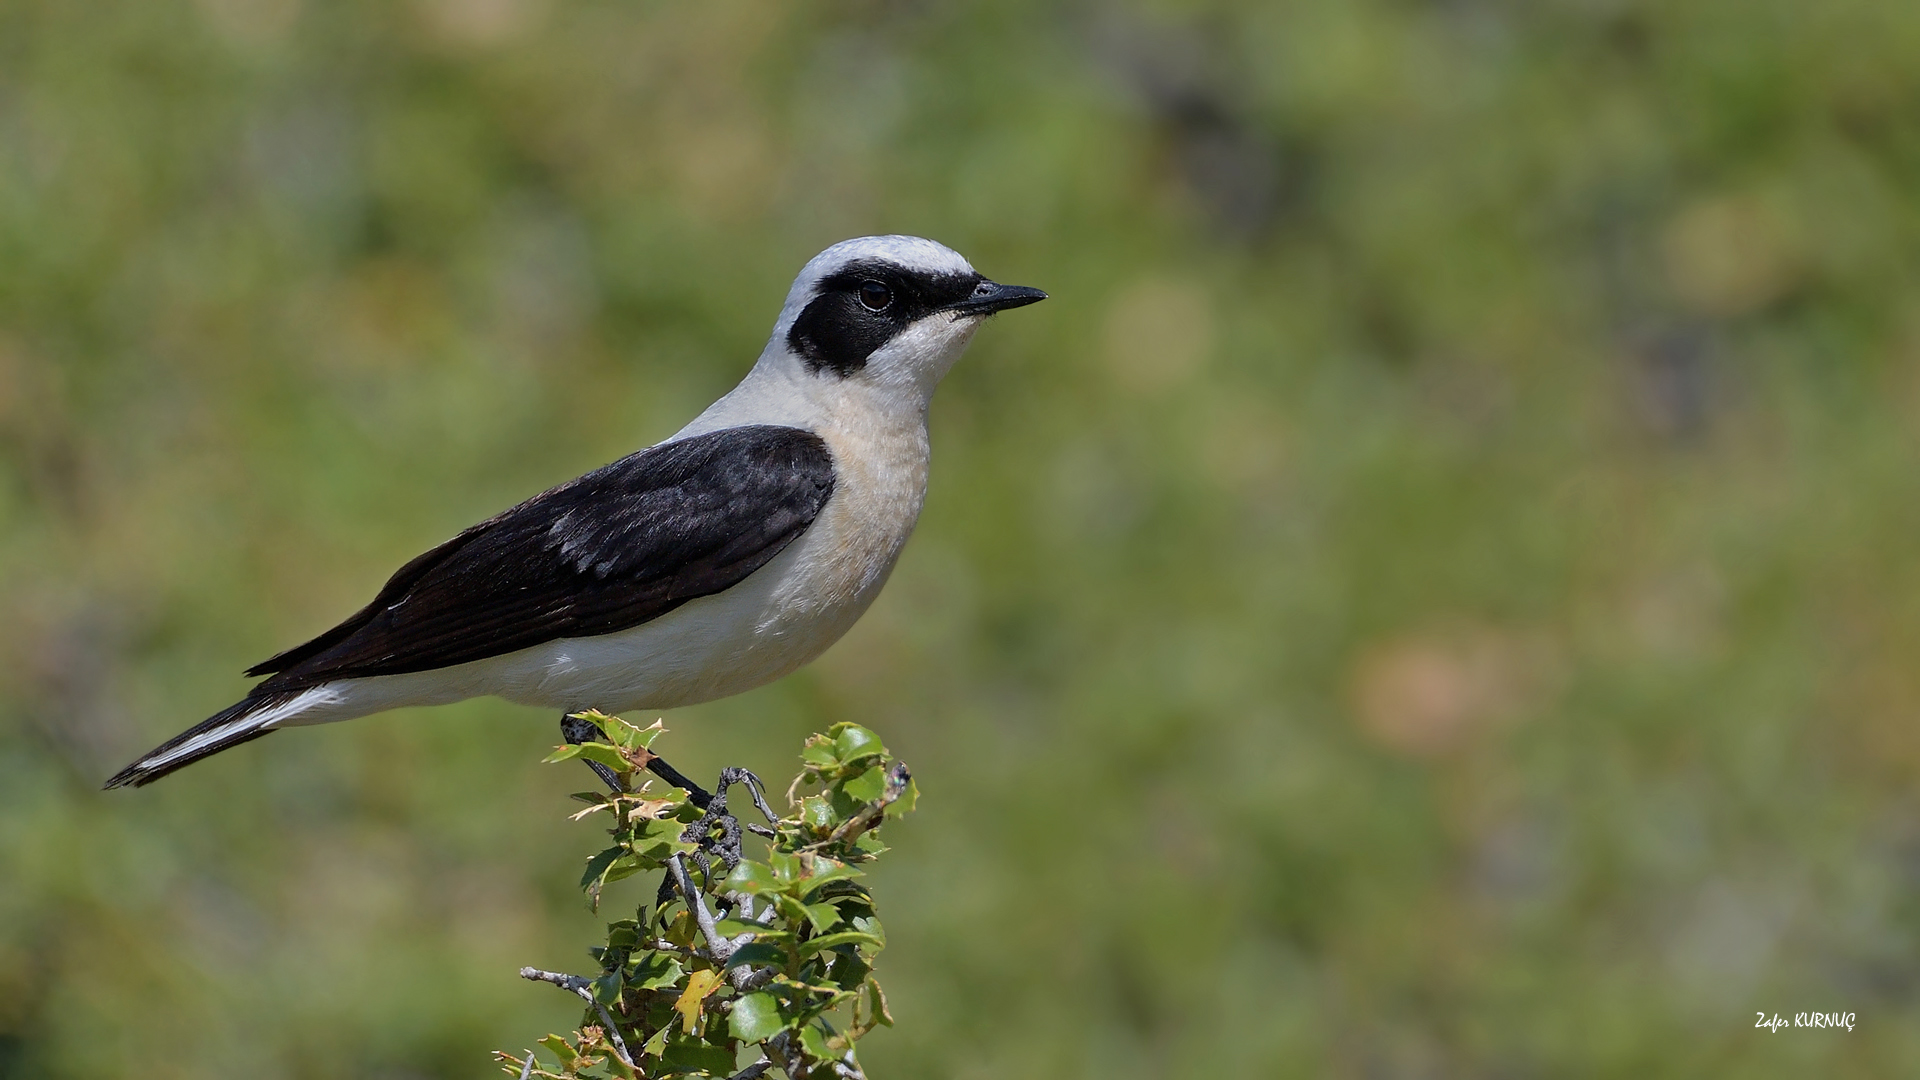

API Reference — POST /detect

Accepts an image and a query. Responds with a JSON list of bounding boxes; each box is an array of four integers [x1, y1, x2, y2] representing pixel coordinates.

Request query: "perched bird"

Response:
[[106, 236, 1045, 788]]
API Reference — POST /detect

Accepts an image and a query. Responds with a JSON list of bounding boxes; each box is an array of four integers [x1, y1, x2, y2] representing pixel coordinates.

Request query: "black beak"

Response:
[[949, 279, 1049, 317]]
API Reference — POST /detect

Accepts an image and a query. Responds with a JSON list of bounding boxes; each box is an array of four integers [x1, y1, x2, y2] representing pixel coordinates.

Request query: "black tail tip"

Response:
[[101, 696, 286, 790], [101, 764, 149, 790]]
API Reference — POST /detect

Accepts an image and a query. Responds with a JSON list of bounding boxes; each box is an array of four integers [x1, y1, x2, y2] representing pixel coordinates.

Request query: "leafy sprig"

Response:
[[498, 713, 917, 1079]]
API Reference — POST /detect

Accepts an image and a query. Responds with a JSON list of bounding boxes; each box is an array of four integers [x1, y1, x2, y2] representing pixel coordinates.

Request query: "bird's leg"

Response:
[[718, 767, 780, 834], [675, 766, 780, 887], [558, 715, 778, 911], [557, 713, 725, 809], [642, 755, 715, 810], [650, 765, 778, 911]]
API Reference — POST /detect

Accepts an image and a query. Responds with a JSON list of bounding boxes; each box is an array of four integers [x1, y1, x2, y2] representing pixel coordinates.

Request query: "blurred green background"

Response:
[[4, 0, 1920, 1075]]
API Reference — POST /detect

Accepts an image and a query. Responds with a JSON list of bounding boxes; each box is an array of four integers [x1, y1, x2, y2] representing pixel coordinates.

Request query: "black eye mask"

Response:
[[787, 260, 982, 376]]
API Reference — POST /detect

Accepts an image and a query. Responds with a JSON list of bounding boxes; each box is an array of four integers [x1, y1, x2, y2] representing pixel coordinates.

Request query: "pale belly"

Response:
[[486, 509, 907, 713]]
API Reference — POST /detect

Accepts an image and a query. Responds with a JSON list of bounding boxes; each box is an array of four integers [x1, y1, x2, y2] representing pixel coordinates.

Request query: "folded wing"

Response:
[[249, 424, 835, 691]]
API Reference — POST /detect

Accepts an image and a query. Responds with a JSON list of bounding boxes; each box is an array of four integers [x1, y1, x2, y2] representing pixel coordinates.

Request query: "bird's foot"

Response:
[[556, 715, 776, 899], [649, 764, 778, 910], [679, 764, 778, 869]]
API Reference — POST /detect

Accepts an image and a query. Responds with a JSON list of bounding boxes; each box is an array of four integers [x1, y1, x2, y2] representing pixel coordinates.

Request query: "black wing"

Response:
[[248, 425, 834, 691]]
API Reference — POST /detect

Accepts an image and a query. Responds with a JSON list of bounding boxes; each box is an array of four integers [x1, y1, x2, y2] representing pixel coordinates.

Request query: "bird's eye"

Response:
[[859, 281, 893, 311]]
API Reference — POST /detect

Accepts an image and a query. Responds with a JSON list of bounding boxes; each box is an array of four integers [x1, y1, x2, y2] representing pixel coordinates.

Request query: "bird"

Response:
[[105, 235, 1045, 788]]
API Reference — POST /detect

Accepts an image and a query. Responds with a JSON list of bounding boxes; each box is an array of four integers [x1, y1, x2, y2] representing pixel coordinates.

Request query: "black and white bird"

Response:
[[106, 236, 1044, 788]]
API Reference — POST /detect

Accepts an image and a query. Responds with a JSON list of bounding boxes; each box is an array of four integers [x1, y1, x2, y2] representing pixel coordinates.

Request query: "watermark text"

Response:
[[1756, 1012, 1854, 1033]]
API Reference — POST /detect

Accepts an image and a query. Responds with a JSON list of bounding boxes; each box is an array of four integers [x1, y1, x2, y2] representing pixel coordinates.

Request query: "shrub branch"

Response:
[[495, 713, 918, 1080]]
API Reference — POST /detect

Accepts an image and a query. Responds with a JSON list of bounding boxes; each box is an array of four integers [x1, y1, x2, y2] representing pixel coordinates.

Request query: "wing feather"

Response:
[[248, 425, 834, 690]]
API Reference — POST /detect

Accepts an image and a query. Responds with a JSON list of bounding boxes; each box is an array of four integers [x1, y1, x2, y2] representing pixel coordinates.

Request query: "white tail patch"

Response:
[[139, 686, 342, 770]]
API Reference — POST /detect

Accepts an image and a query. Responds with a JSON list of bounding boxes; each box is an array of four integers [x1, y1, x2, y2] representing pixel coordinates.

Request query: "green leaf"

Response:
[[729, 991, 787, 1042], [797, 931, 883, 957], [628, 839, 678, 864], [799, 794, 835, 831], [576, 742, 633, 772], [630, 953, 685, 991], [662, 1036, 735, 1074], [828, 786, 863, 820], [798, 1023, 833, 1061], [830, 953, 872, 990], [567, 709, 615, 737], [725, 860, 780, 895], [630, 817, 671, 839], [601, 715, 642, 749], [851, 915, 886, 945], [768, 850, 801, 886], [593, 972, 622, 1006], [580, 845, 625, 891], [724, 941, 786, 970], [629, 822, 698, 864], [802, 901, 842, 935], [715, 918, 785, 941], [841, 766, 887, 802], [546, 741, 634, 774], [796, 859, 863, 898], [832, 724, 885, 763], [539, 1034, 578, 1065], [866, 978, 894, 1027], [587, 713, 664, 753], [661, 908, 697, 949], [774, 893, 811, 926], [801, 738, 840, 767], [603, 855, 649, 886]]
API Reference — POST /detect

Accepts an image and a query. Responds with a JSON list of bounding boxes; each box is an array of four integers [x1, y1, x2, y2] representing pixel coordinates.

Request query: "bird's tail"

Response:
[[104, 692, 301, 789]]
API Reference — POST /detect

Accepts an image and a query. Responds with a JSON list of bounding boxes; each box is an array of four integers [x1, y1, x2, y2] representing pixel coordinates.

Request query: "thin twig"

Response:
[[519, 1051, 535, 1080], [763, 1028, 862, 1079], [591, 1012, 636, 1075], [668, 853, 776, 993], [517, 967, 636, 1072], [765, 1030, 800, 1077], [667, 854, 754, 962]]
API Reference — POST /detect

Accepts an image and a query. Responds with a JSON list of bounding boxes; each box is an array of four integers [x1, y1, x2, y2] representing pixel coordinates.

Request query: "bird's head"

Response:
[[770, 236, 1046, 400]]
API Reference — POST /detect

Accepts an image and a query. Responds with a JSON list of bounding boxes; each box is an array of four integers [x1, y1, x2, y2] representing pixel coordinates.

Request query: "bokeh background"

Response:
[[4, 0, 1920, 1075]]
